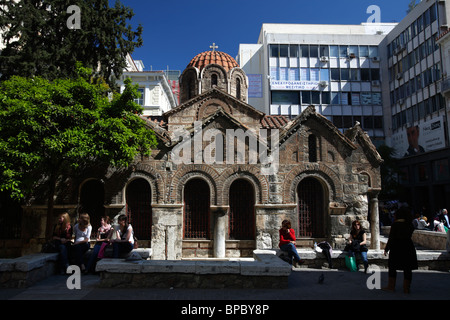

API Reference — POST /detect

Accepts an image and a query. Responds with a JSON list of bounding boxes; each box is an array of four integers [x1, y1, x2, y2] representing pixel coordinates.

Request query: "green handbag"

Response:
[[345, 255, 357, 272]]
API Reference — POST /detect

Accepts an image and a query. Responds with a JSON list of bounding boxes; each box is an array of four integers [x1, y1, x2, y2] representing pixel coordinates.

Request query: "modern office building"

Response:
[[382, 0, 450, 213], [238, 23, 397, 146], [238, 0, 450, 213]]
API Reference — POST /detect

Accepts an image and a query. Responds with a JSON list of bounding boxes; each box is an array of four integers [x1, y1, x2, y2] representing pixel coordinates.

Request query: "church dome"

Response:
[[187, 50, 239, 72]]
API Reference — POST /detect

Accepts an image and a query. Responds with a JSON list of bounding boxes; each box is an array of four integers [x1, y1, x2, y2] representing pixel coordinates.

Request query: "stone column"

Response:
[[212, 207, 227, 258], [369, 189, 381, 250], [151, 204, 183, 260]]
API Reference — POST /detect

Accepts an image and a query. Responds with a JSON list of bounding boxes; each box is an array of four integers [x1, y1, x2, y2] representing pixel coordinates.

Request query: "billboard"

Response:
[[391, 116, 446, 158]]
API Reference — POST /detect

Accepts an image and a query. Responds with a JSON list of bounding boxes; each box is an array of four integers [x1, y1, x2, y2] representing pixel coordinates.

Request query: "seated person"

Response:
[[85, 216, 113, 274], [112, 214, 135, 258], [70, 213, 92, 272], [278, 219, 304, 267]]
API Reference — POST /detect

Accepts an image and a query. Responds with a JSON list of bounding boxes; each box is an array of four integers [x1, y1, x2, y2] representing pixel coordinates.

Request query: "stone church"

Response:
[[18, 49, 383, 259]]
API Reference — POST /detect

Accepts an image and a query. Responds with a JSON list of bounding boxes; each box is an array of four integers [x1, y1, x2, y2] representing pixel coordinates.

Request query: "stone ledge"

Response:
[[277, 248, 450, 271], [0, 253, 58, 288], [96, 249, 291, 288], [381, 226, 449, 250], [0, 253, 58, 272]]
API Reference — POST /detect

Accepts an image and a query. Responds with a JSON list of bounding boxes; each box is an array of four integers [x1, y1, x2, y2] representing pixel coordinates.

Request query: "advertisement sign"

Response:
[[391, 116, 446, 158], [247, 74, 263, 98], [270, 80, 320, 90]]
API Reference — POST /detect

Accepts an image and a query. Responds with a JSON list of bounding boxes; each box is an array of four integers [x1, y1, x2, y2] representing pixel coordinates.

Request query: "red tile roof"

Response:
[[261, 115, 290, 129], [187, 50, 239, 72]]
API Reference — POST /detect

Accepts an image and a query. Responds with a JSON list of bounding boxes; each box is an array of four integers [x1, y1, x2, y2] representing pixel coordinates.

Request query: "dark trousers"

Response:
[[389, 268, 412, 281], [113, 242, 133, 258], [71, 242, 90, 267]]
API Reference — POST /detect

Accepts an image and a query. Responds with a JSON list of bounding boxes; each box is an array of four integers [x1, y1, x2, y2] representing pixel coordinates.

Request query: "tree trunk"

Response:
[[45, 171, 58, 240]]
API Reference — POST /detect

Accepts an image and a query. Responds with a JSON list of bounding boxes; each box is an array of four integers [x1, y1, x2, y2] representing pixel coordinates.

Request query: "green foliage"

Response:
[[0, 0, 142, 87], [377, 144, 405, 200], [0, 71, 157, 201], [407, 0, 419, 14]]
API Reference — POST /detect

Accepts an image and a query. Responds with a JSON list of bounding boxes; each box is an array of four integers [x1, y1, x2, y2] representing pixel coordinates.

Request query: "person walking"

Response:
[[382, 206, 418, 294]]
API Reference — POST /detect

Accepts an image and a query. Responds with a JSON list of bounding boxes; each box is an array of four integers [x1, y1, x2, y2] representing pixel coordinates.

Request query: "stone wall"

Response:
[[381, 226, 448, 250]]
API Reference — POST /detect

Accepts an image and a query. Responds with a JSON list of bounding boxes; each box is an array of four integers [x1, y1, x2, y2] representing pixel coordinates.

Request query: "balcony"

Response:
[[441, 77, 450, 97]]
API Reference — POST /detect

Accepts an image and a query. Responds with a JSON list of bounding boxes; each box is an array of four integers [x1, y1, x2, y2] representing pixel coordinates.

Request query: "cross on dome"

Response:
[[209, 43, 218, 52]]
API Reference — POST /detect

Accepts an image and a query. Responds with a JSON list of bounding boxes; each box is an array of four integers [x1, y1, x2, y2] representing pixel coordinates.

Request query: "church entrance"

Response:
[[297, 177, 325, 238], [184, 178, 210, 239], [126, 178, 152, 241], [79, 179, 105, 232], [229, 179, 255, 240]]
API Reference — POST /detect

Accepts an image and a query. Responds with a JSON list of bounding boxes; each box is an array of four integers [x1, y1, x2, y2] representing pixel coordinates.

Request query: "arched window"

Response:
[[126, 178, 152, 240], [211, 74, 218, 87], [236, 78, 241, 99], [229, 179, 255, 240], [308, 134, 317, 162], [297, 177, 325, 238], [184, 178, 210, 239]]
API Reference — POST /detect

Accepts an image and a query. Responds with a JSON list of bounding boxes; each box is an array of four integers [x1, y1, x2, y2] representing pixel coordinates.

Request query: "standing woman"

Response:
[[383, 206, 418, 293], [112, 214, 134, 258], [71, 213, 92, 272], [52, 212, 73, 274]]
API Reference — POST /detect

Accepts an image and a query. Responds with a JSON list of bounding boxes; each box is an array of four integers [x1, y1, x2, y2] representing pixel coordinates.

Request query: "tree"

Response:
[[0, 64, 157, 238], [407, 0, 419, 14], [376, 144, 405, 201], [0, 0, 142, 87]]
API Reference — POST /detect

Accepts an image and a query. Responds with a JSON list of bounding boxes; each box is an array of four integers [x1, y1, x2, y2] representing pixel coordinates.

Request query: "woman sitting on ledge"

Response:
[[279, 219, 304, 267], [112, 214, 135, 258]]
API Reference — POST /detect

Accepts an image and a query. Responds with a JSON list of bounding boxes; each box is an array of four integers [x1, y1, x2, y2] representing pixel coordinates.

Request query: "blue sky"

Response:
[[117, 0, 415, 72]]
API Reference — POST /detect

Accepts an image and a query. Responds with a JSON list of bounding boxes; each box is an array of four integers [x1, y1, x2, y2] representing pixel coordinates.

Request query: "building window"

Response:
[[330, 45, 339, 57], [135, 88, 144, 105], [270, 45, 279, 57], [272, 91, 300, 105], [211, 74, 218, 87], [236, 78, 241, 99], [279, 44, 289, 57], [308, 135, 317, 162]]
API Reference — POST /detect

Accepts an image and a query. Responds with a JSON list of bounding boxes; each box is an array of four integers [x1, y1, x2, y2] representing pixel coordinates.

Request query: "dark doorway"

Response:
[[297, 177, 325, 237], [126, 178, 152, 240], [229, 179, 255, 240], [184, 178, 210, 239], [79, 180, 105, 232]]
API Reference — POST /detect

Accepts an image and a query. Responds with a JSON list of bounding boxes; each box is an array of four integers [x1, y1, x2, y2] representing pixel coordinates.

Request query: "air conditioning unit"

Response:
[[320, 56, 328, 62], [372, 56, 380, 62], [372, 80, 381, 86], [319, 81, 328, 87]]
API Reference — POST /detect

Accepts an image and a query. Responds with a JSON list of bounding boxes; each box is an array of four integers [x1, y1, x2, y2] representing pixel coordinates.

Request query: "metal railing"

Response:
[[441, 76, 450, 94]]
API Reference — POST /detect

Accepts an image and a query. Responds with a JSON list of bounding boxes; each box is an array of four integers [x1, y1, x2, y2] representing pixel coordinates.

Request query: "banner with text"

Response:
[[270, 80, 320, 91], [391, 116, 446, 158]]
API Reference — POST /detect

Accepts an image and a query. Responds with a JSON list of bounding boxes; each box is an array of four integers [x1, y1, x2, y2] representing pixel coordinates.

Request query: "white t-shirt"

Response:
[[118, 225, 134, 245], [73, 224, 92, 243]]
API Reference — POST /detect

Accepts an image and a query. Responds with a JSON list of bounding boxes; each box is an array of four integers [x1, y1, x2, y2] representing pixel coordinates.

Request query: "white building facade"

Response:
[[238, 23, 396, 145], [117, 56, 178, 116]]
